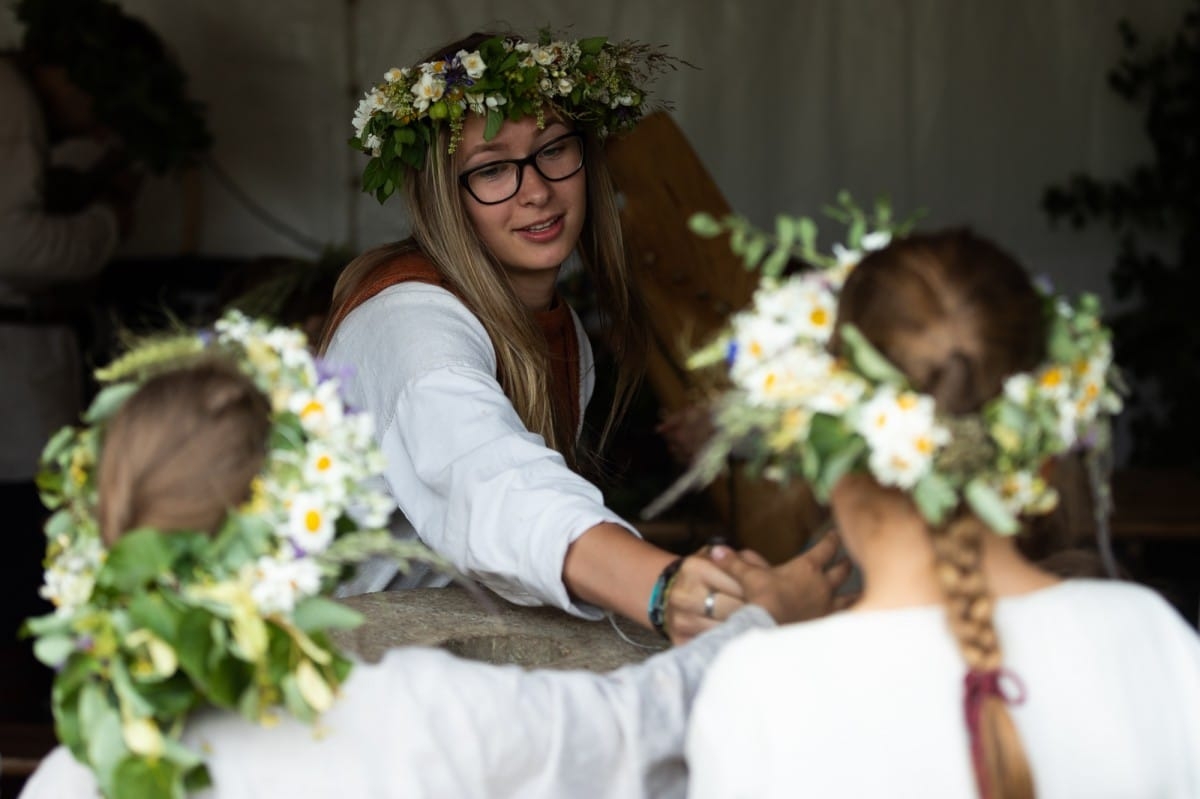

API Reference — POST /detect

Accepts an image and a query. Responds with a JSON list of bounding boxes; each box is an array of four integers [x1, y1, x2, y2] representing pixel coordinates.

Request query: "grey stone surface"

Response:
[[332, 585, 667, 672]]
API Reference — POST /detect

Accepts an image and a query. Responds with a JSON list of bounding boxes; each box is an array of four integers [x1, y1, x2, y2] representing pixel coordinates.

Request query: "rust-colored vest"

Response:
[[326, 250, 582, 440]]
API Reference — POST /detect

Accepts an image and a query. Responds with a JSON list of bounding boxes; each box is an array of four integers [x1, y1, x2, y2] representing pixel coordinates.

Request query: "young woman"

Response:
[[685, 230, 1200, 798], [320, 31, 848, 643], [20, 316, 829, 799]]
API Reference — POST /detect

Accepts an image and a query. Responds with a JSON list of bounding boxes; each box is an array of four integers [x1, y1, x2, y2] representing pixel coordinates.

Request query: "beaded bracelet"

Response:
[[647, 556, 684, 640]]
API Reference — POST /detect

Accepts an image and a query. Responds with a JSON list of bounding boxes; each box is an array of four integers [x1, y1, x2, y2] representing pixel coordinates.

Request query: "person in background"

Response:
[[321, 29, 848, 645], [0, 0, 210, 723], [0, 0, 142, 722]]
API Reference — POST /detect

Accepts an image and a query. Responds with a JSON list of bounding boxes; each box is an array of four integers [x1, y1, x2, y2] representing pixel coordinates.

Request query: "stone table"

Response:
[[332, 586, 668, 672]]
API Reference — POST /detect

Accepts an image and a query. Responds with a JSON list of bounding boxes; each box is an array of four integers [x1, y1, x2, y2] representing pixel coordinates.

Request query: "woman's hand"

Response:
[[662, 547, 751, 644], [722, 531, 854, 624]]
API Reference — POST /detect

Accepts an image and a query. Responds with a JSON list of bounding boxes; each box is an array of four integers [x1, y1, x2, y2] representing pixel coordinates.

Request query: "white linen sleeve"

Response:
[[325, 283, 639, 617], [370, 605, 776, 799], [14, 746, 101, 798]]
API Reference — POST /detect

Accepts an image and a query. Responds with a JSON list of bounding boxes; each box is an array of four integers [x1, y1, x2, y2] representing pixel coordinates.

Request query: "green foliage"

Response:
[[688, 194, 924, 277], [1042, 1, 1200, 468]]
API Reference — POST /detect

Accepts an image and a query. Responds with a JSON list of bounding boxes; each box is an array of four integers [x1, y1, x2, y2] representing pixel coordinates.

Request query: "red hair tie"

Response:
[[963, 667, 1027, 799]]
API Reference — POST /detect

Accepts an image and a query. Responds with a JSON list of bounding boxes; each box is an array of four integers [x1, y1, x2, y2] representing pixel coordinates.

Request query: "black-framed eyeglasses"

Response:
[[458, 132, 585, 205]]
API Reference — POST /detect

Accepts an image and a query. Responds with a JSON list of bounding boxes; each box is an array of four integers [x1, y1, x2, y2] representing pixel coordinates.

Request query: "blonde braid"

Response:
[[931, 516, 1035, 799]]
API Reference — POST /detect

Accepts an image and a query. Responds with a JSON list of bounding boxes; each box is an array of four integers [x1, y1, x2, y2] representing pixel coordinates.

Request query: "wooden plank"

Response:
[[605, 112, 825, 563]]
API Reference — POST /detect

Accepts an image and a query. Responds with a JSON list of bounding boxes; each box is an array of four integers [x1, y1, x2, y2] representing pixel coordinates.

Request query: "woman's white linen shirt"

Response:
[[326, 282, 638, 616]]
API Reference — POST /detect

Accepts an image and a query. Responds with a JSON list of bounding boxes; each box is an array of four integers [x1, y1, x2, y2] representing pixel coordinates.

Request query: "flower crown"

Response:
[[26, 311, 445, 799], [647, 195, 1124, 536], [351, 30, 679, 203]]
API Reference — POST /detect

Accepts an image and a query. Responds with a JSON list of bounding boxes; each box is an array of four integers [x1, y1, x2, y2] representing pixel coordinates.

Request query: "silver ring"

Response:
[[704, 590, 717, 619]]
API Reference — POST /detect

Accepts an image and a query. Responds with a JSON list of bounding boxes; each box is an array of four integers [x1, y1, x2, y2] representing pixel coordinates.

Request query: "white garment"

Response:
[[326, 282, 638, 617], [19, 606, 774, 799], [688, 580, 1200, 799], [0, 57, 119, 480]]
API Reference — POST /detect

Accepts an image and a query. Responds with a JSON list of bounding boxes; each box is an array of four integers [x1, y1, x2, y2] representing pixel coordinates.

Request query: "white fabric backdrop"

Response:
[[0, 0, 1187, 301]]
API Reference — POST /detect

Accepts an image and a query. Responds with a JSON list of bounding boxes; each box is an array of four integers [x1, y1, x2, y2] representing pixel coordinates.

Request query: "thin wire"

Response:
[[606, 612, 667, 652], [202, 156, 326, 255]]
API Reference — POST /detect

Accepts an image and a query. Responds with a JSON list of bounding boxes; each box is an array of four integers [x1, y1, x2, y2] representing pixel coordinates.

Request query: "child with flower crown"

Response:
[[682, 227, 1200, 798], [319, 30, 848, 644], [19, 312, 832, 799]]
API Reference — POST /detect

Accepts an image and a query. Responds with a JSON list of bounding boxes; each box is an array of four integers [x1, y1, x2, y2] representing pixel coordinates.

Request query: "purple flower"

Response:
[[726, 341, 739, 365], [1033, 274, 1055, 295], [443, 59, 475, 90]]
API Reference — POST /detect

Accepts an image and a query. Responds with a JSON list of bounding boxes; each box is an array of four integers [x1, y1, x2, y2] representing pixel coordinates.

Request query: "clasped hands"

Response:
[[664, 531, 854, 645]]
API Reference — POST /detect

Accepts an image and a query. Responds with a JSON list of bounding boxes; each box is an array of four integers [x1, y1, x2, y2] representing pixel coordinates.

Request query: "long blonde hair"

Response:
[[837, 230, 1042, 799], [322, 34, 645, 469], [97, 360, 271, 544]]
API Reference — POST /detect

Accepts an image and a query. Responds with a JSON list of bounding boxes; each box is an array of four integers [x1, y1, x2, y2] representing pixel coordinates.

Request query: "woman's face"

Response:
[[456, 115, 587, 283]]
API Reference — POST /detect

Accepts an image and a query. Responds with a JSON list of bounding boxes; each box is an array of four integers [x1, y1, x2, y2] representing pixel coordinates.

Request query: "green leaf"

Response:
[[807, 412, 852, 456], [40, 425, 77, 463], [912, 472, 958, 526], [291, 597, 364, 633], [964, 478, 1020, 535], [83, 382, 139, 424], [483, 107, 504, 141], [761, 247, 791, 278], [742, 235, 768, 269], [110, 658, 157, 716], [128, 593, 181, 641], [688, 211, 723, 237], [137, 674, 197, 718], [210, 512, 272, 572], [23, 611, 72, 637], [838, 324, 908, 386], [280, 673, 316, 724], [577, 36, 607, 54], [99, 529, 175, 592], [362, 159, 383, 192], [44, 507, 72, 536], [160, 735, 204, 771], [111, 755, 181, 799], [847, 214, 866, 249], [175, 608, 214, 676], [729, 225, 748, 258], [54, 651, 99, 697], [815, 437, 868, 498], [79, 682, 127, 794], [797, 216, 818, 253], [33, 634, 75, 667]]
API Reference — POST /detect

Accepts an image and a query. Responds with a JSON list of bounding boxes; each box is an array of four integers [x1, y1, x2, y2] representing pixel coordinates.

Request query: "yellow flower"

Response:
[[240, 477, 269, 515], [123, 716, 164, 757], [125, 629, 178, 680], [295, 659, 335, 713], [1039, 367, 1064, 389], [190, 582, 268, 661]]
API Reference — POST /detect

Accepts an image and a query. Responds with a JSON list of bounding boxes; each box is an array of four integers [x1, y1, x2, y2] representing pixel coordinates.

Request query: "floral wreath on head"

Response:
[[646, 194, 1125, 538], [351, 28, 682, 203], [26, 310, 448, 799]]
